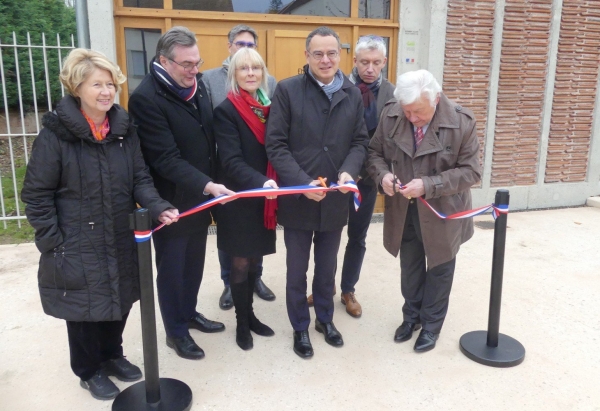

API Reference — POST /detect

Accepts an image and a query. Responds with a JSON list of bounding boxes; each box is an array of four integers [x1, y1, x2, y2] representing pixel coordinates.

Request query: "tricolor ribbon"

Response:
[[416, 197, 509, 220], [134, 182, 362, 242]]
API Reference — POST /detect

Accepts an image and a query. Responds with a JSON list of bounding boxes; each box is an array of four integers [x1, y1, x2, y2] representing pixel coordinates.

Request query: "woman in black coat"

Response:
[[21, 49, 178, 401], [214, 47, 277, 350]]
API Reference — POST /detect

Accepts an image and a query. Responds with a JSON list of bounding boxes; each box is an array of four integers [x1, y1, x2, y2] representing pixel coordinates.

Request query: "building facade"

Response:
[[90, 0, 600, 211]]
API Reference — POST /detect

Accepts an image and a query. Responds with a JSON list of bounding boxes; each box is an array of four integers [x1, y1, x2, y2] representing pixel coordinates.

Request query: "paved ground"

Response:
[[1, 207, 599, 411]]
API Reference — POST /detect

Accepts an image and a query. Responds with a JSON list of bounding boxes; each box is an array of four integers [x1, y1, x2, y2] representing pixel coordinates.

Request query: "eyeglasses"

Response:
[[232, 41, 257, 49], [236, 65, 263, 73], [306, 50, 340, 61], [169, 58, 204, 72]]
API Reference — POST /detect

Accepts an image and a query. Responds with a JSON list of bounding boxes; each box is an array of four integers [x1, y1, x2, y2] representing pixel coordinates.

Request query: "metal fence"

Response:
[[0, 32, 75, 228]]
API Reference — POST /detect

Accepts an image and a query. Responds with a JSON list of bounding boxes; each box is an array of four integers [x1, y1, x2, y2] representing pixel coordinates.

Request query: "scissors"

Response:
[[391, 163, 410, 199], [317, 177, 328, 188]]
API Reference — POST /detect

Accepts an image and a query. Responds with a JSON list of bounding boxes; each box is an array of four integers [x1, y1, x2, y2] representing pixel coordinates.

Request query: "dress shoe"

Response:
[[293, 330, 314, 359], [254, 277, 276, 301], [394, 321, 421, 342], [414, 329, 439, 352], [307, 285, 336, 307], [101, 356, 142, 382], [166, 335, 205, 360], [188, 312, 225, 333], [341, 292, 362, 318], [219, 285, 233, 310], [315, 319, 344, 347], [80, 370, 120, 400]]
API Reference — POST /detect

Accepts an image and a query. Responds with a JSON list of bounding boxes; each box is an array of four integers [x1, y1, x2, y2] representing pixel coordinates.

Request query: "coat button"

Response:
[[323, 146, 328, 152], [410, 199, 415, 204], [323, 109, 329, 114]]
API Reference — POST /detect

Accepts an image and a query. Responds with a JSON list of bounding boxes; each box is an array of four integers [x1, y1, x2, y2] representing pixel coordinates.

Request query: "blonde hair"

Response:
[[60, 48, 126, 96], [227, 48, 269, 95]]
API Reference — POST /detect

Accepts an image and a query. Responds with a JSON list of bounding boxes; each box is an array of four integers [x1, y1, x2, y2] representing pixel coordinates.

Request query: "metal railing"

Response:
[[0, 32, 75, 227]]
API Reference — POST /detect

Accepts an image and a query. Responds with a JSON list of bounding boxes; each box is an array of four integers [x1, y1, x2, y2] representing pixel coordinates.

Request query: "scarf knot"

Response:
[[151, 59, 197, 102]]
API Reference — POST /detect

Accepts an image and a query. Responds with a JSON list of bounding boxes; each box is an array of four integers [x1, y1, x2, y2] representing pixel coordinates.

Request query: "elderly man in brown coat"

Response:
[[367, 69, 481, 352]]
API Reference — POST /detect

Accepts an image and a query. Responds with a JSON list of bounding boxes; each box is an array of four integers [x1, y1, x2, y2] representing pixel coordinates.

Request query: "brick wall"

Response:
[[443, 0, 495, 175], [545, 0, 600, 183], [491, 0, 553, 186]]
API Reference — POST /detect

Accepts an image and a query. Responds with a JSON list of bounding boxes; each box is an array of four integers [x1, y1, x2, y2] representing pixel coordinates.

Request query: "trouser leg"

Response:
[[421, 258, 456, 333], [312, 229, 343, 323], [98, 311, 130, 362], [340, 180, 378, 293], [284, 228, 313, 331], [400, 203, 426, 324], [154, 228, 208, 338]]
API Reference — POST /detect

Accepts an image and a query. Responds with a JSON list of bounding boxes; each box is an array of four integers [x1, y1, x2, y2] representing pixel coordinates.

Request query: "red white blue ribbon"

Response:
[[416, 197, 509, 220], [134, 182, 361, 242]]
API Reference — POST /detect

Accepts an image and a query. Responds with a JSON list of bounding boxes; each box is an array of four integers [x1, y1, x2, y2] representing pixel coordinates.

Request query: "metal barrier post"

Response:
[[459, 189, 525, 367], [112, 208, 192, 410]]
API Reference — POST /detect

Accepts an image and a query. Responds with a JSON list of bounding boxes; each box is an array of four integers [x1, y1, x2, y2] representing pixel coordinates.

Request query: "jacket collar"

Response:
[[303, 64, 352, 107], [44, 95, 131, 143], [387, 92, 458, 158]]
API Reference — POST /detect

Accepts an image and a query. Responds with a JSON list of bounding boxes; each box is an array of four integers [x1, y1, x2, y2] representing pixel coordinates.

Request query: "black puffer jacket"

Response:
[[21, 95, 172, 322]]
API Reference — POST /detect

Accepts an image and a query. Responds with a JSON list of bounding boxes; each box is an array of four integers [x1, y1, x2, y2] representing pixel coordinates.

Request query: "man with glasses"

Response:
[[129, 26, 234, 360], [266, 26, 369, 358], [307, 35, 396, 318], [203, 24, 277, 311]]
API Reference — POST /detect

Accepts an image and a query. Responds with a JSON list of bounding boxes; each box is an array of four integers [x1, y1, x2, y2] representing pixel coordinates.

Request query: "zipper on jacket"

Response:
[[89, 222, 95, 230], [118, 136, 123, 147]]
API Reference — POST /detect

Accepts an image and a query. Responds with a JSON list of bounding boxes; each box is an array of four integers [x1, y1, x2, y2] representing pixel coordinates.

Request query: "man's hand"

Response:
[[399, 178, 425, 199], [204, 181, 236, 203], [304, 179, 327, 202], [263, 179, 279, 199], [337, 171, 353, 193], [158, 208, 180, 225], [381, 172, 400, 196]]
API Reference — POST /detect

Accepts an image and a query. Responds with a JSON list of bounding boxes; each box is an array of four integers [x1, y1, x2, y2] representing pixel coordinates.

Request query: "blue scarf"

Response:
[[151, 59, 197, 101], [309, 68, 345, 101]]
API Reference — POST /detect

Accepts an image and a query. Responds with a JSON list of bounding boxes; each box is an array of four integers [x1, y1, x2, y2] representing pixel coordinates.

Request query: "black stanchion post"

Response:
[[459, 189, 525, 367], [112, 209, 193, 411]]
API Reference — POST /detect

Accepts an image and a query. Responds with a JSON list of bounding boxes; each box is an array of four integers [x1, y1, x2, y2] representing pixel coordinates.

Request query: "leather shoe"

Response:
[[80, 370, 120, 400], [315, 319, 344, 347], [219, 285, 233, 310], [394, 321, 421, 342], [293, 330, 314, 359], [254, 278, 276, 301], [307, 285, 336, 307], [414, 329, 439, 352], [188, 312, 225, 333], [101, 356, 142, 382], [166, 335, 205, 360], [341, 292, 362, 318]]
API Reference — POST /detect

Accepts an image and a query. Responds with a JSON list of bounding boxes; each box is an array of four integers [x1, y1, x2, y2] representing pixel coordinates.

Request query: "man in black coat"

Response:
[[266, 26, 369, 359], [129, 26, 234, 360]]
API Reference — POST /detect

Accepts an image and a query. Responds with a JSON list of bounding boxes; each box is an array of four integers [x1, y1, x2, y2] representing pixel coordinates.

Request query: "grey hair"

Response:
[[306, 26, 341, 50], [156, 26, 197, 60], [355, 36, 387, 56], [228, 24, 258, 44], [394, 69, 442, 107], [227, 47, 270, 96]]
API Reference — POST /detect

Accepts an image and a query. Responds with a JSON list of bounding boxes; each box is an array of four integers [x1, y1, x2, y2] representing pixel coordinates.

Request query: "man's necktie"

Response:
[[414, 126, 424, 149]]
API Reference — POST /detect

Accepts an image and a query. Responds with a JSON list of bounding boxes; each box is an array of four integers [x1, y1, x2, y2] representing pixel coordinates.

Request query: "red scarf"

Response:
[[227, 89, 278, 229]]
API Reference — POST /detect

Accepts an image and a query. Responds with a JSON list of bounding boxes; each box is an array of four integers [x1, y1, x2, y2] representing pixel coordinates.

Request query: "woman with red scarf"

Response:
[[213, 48, 278, 350]]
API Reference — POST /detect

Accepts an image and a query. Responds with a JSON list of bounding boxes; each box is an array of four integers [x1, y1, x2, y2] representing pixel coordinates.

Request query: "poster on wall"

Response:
[[402, 29, 419, 65]]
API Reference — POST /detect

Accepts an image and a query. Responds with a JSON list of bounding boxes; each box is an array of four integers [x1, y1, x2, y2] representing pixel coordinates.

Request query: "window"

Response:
[[172, 0, 351, 17], [125, 28, 162, 94], [358, 0, 390, 19], [123, 0, 164, 8]]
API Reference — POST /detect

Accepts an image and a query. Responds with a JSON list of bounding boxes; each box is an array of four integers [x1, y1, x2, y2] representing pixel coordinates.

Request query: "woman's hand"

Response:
[[263, 180, 279, 199], [158, 208, 179, 225]]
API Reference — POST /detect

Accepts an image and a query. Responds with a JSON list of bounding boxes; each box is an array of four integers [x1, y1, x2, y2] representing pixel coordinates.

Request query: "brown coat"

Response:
[[367, 93, 481, 268]]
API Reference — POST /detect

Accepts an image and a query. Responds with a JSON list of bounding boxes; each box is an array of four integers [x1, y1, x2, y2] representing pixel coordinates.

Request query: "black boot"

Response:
[[230, 281, 253, 350], [247, 272, 275, 337]]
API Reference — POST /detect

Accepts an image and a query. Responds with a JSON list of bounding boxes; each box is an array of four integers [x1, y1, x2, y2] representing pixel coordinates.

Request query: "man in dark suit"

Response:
[[129, 26, 234, 360], [266, 26, 369, 359]]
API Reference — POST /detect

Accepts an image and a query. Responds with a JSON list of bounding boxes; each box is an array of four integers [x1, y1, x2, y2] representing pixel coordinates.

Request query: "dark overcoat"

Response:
[[21, 96, 172, 322], [213, 98, 276, 257], [367, 93, 482, 268], [128, 65, 216, 236], [265, 66, 369, 232]]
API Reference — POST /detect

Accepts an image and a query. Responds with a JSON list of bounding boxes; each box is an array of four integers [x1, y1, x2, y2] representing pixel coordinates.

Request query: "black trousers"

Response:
[[154, 227, 209, 338], [66, 311, 129, 381], [284, 227, 343, 331], [340, 179, 378, 293], [400, 202, 456, 334]]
